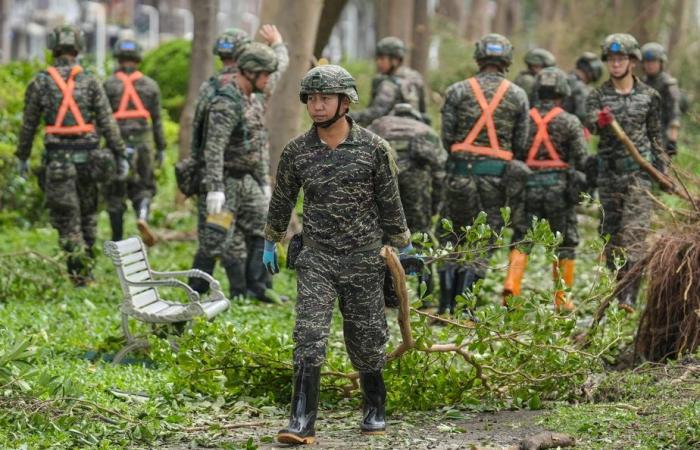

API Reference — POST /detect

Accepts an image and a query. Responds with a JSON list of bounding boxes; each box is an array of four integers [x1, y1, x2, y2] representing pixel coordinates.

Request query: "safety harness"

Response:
[[45, 66, 95, 135], [113, 71, 151, 120], [525, 107, 568, 169]]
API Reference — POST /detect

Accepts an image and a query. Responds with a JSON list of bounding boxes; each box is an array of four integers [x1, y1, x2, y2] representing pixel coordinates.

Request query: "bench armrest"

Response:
[[126, 278, 200, 303], [149, 269, 226, 301]]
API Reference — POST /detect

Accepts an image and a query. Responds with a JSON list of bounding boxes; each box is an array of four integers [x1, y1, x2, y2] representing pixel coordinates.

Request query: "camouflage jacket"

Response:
[[441, 71, 530, 161], [513, 70, 536, 104], [103, 67, 166, 151], [16, 57, 125, 161], [586, 77, 665, 170], [642, 71, 681, 132], [351, 66, 427, 126], [265, 118, 411, 251], [517, 100, 587, 171], [562, 71, 590, 125]]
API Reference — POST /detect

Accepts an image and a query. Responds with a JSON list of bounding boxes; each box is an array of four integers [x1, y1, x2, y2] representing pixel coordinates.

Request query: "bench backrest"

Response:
[[103, 237, 161, 310]]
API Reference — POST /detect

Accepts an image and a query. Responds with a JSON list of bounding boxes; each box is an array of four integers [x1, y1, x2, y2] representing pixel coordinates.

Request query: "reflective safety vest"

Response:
[[113, 71, 151, 120], [45, 65, 95, 135], [450, 77, 513, 161], [526, 107, 568, 170]]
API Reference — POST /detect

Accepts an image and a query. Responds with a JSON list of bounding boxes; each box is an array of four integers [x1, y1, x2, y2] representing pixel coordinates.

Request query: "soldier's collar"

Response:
[[476, 70, 505, 79], [53, 56, 77, 68], [307, 116, 359, 148]]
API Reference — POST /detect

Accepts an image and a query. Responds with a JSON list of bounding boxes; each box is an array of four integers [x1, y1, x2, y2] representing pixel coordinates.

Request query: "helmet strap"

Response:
[[314, 95, 347, 128]]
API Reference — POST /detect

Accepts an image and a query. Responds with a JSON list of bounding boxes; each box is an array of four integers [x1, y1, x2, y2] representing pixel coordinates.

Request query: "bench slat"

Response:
[[127, 269, 151, 282], [120, 251, 146, 266], [114, 238, 142, 255], [131, 289, 158, 308], [124, 260, 148, 276], [140, 300, 170, 315]]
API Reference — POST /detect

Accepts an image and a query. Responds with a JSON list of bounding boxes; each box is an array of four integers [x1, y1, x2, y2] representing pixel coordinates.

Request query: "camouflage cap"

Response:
[[376, 36, 406, 59], [47, 25, 85, 54], [524, 48, 556, 67], [237, 42, 278, 73], [299, 64, 359, 103], [534, 67, 571, 98], [641, 42, 667, 63], [601, 33, 642, 61], [474, 33, 513, 68], [113, 39, 143, 61], [576, 51, 604, 82], [390, 103, 423, 121], [212, 28, 251, 59]]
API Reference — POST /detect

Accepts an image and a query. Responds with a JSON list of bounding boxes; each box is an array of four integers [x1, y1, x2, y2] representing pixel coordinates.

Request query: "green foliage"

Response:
[[140, 39, 191, 121], [428, 17, 478, 96]]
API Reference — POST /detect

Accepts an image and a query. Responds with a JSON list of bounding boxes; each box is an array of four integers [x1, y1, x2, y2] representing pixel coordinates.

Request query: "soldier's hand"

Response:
[[259, 24, 283, 46], [399, 243, 425, 276], [596, 107, 614, 128], [116, 157, 130, 181], [263, 240, 280, 275], [206, 191, 225, 215], [16, 159, 29, 179], [155, 150, 164, 168], [666, 140, 678, 157]]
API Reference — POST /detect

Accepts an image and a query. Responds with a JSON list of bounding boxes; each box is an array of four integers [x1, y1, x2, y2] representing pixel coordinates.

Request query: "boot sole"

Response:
[[137, 220, 157, 247], [361, 429, 386, 436], [277, 433, 315, 445]]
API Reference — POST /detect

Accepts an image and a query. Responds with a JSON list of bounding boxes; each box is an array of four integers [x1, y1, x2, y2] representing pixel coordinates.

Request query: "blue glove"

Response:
[[263, 240, 279, 275], [399, 243, 424, 275], [155, 150, 164, 168]]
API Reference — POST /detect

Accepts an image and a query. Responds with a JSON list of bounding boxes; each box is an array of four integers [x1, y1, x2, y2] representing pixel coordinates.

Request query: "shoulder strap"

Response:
[[45, 65, 95, 135], [113, 70, 150, 120], [525, 106, 568, 169]]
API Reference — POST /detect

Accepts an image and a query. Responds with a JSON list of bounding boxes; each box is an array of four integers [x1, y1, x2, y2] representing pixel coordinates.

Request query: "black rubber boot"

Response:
[[222, 258, 247, 298], [246, 237, 271, 301], [188, 250, 216, 294], [359, 371, 386, 435], [438, 265, 456, 315], [277, 364, 321, 445], [108, 211, 124, 242]]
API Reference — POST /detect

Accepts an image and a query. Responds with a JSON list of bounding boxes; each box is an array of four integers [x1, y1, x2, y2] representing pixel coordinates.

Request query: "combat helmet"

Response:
[[376, 36, 406, 60], [113, 39, 143, 61], [299, 65, 359, 104], [575, 52, 604, 82], [390, 103, 423, 122], [474, 33, 513, 68], [601, 33, 642, 61], [524, 48, 556, 68], [47, 24, 85, 55], [641, 42, 667, 63], [237, 42, 278, 73], [534, 67, 571, 98], [212, 28, 251, 60]]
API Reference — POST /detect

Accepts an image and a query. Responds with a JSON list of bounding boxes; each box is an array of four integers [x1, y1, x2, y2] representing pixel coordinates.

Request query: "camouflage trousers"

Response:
[[398, 167, 432, 234], [523, 181, 579, 259], [103, 139, 156, 214], [293, 245, 388, 372], [195, 176, 238, 260], [598, 171, 654, 269]]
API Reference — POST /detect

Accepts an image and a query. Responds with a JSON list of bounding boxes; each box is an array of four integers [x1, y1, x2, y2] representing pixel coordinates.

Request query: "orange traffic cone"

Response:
[[502, 249, 528, 305], [553, 259, 575, 312]]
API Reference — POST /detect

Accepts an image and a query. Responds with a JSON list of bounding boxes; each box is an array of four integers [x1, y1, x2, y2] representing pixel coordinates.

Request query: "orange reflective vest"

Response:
[[450, 78, 513, 161], [113, 71, 151, 120], [45, 65, 95, 135], [525, 107, 568, 170]]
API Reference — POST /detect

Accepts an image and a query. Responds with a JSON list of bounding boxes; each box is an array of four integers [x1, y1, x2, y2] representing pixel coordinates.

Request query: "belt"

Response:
[[447, 159, 506, 177], [45, 142, 97, 151], [527, 169, 566, 187], [303, 235, 382, 255], [599, 155, 649, 173], [44, 148, 91, 164]]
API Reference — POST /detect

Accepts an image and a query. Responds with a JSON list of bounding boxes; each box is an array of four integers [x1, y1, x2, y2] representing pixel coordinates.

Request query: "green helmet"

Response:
[[390, 103, 423, 121], [524, 48, 556, 68], [212, 28, 251, 59], [534, 67, 571, 98], [47, 25, 85, 54], [299, 64, 359, 104], [601, 33, 642, 61], [113, 39, 143, 61], [237, 42, 278, 74], [474, 33, 513, 68], [376, 36, 406, 59], [641, 42, 667, 63], [576, 51, 603, 82]]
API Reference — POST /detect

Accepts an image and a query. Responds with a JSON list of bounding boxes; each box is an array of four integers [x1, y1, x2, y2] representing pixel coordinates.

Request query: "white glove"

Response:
[[262, 184, 272, 202], [206, 191, 225, 215]]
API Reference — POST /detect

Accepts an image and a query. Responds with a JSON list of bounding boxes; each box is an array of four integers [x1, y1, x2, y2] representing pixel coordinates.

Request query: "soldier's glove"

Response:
[[596, 106, 614, 128], [399, 243, 424, 276], [263, 240, 279, 275], [666, 140, 678, 157], [155, 149, 164, 168], [262, 184, 272, 202], [206, 191, 225, 215], [116, 157, 130, 181], [17, 159, 29, 179]]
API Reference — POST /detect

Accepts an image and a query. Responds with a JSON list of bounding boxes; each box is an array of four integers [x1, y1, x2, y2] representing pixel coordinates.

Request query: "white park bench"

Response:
[[103, 237, 230, 364]]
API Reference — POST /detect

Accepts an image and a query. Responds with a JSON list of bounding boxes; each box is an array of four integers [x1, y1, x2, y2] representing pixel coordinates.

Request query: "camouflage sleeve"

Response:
[[666, 81, 682, 129], [585, 88, 603, 134], [511, 90, 530, 157], [16, 76, 43, 161], [350, 80, 399, 126], [264, 141, 300, 242], [440, 84, 459, 152], [373, 139, 411, 248], [566, 116, 588, 171], [573, 88, 588, 124], [91, 78, 126, 158], [148, 81, 167, 152], [202, 95, 240, 192], [264, 43, 289, 100], [425, 132, 447, 215], [646, 91, 666, 166]]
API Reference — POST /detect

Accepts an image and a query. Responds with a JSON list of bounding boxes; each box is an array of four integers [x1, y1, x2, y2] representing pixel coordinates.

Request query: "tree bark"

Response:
[[261, 0, 323, 178], [667, 0, 688, 59], [626, 0, 664, 45], [375, 0, 415, 65], [411, 0, 430, 78], [313, 0, 348, 58], [464, 0, 489, 41]]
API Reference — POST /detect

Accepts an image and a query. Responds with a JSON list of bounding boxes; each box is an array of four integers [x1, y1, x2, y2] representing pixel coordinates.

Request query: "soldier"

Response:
[[368, 103, 446, 299], [103, 38, 166, 247], [505, 67, 588, 311], [514, 48, 557, 104], [586, 33, 665, 313], [440, 33, 530, 316], [350, 36, 428, 126], [263, 65, 411, 444], [15, 25, 126, 286], [563, 52, 604, 124], [641, 42, 681, 157]]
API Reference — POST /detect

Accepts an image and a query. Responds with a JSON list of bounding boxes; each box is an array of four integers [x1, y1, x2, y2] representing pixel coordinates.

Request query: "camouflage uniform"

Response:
[[16, 28, 125, 283], [642, 71, 681, 147], [563, 71, 590, 124], [514, 48, 556, 104]]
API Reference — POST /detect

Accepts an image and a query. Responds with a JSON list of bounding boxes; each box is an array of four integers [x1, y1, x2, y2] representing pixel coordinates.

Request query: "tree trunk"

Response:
[[313, 0, 348, 58], [261, 0, 323, 178], [464, 0, 489, 41], [411, 0, 430, 78], [375, 0, 415, 65], [667, 0, 688, 59], [626, 0, 664, 45], [492, 0, 521, 37], [436, 0, 465, 36]]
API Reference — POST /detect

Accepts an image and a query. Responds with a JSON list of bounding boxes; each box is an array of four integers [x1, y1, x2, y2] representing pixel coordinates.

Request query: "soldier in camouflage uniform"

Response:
[[513, 48, 556, 104], [103, 38, 166, 247], [368, 103, 446, 299], [350, 36, 428, 126], [586, 33, 665, 313], [641, 42, 681, 157], [563, 52, 604, 124], [506, 67, 588, 311], [263, 65, 411, 444], [439, 33, 530, 315], [16, 25, 126, 285]]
